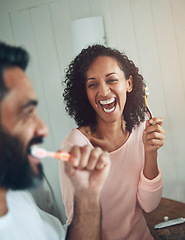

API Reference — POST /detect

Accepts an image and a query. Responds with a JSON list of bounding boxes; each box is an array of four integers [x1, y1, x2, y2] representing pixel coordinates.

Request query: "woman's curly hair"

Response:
[[63, 44, 146, 132]]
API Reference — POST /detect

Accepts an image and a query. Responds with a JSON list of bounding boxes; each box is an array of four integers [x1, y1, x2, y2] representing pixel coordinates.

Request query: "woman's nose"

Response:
[[98, 83, 110, 96]]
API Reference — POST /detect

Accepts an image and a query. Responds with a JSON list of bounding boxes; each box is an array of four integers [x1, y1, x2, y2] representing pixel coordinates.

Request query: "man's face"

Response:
[[0, 67, 48, 190]]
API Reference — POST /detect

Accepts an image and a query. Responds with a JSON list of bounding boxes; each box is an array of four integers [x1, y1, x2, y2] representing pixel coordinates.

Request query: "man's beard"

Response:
[[0, 128, 44, 191]]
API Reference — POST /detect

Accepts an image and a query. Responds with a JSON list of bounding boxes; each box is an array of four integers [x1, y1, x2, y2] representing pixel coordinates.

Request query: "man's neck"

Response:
[[0, 187, 8, 216]]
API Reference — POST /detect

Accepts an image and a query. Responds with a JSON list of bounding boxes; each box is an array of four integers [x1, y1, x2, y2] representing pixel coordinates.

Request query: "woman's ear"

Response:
[[127, 75, 133, 92]]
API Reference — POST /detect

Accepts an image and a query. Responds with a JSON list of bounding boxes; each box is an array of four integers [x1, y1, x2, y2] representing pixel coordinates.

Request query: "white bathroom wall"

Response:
[[0, 0, 185, 222]]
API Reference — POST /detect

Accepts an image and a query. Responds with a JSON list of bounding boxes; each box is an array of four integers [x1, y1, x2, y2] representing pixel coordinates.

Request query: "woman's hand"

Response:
[[142, 117, 165, 179], [142, 117, 165, 153]]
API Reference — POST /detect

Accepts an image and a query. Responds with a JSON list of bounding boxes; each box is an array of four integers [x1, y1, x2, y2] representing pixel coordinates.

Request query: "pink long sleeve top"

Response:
[[59, 122, 162, 240]]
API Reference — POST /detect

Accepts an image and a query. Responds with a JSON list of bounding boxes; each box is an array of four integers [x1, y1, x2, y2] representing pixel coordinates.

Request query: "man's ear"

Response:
[[127, 75, 133, 92]]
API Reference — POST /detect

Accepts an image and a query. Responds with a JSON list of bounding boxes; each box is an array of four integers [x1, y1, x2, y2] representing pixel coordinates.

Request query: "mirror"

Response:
[[0, 0, 184, 230]]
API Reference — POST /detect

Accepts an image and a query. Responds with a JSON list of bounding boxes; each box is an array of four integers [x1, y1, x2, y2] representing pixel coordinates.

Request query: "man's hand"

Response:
[[64, 145, 111, 195], [65, 145, 110, 239]]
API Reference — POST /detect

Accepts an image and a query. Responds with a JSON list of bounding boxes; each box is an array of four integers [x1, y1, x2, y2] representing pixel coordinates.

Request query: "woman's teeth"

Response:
[[99, 97, 116, 113], [103, 106, 115, 113], [100, 97, 115, 105]]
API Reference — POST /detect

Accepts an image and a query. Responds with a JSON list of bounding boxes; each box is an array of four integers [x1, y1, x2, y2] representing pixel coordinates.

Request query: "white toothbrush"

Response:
[[154, 217, 185, 229], [31, 146, 70, 161]]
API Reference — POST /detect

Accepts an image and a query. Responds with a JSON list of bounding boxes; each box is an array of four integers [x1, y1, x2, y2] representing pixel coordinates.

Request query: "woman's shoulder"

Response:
[[63, 126, 91, 146], [131, 121, 146, 138], [77, 126, 91, 137]]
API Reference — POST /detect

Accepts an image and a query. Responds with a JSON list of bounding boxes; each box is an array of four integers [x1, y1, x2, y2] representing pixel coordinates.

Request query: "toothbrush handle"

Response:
[[54, 151, 70, 161], [47, 151, 70, 161]]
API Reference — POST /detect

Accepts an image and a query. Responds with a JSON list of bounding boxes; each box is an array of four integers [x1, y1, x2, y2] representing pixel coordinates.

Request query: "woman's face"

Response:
[[86, 56, 133, 124]]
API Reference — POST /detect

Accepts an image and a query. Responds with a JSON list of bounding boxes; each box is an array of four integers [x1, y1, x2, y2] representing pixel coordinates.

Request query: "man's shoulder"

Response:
[[4, 190, 66, 239], [8, 189, 33, 201], [7, 190, 36, 209]]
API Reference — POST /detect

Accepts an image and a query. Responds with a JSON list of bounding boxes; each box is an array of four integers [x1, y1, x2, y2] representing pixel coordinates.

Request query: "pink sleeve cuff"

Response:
[[139, 168, 163, 192]]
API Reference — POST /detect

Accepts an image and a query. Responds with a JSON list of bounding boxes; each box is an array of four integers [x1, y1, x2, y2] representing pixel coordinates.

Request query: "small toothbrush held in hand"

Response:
[[31, 146, 70, 161], [144, 87, 153, 120]]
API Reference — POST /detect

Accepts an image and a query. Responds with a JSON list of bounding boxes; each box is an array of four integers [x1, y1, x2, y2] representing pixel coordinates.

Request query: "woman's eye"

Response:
[[88, 83, 97, 88], [108, 79, 117, 83]]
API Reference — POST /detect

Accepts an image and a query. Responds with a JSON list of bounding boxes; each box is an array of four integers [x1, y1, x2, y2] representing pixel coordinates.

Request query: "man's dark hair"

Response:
[[0, 41, 29, 102]]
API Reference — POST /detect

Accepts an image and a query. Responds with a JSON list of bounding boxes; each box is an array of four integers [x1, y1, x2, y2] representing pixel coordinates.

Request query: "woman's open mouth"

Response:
[[99, 97, 116, 113]]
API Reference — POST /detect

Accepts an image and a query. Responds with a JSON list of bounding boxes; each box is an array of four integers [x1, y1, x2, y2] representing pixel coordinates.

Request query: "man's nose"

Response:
[[35, 116, 48, 138]]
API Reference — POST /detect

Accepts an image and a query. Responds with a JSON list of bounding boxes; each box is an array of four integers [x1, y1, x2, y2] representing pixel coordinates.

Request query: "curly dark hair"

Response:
[[63, 44, 146, 132]]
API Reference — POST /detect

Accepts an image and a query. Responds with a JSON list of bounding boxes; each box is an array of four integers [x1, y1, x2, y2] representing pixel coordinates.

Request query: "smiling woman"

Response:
[[63, 45, 145, 133], [59, 44, 165, 240], [85, 55, 133, 126]]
